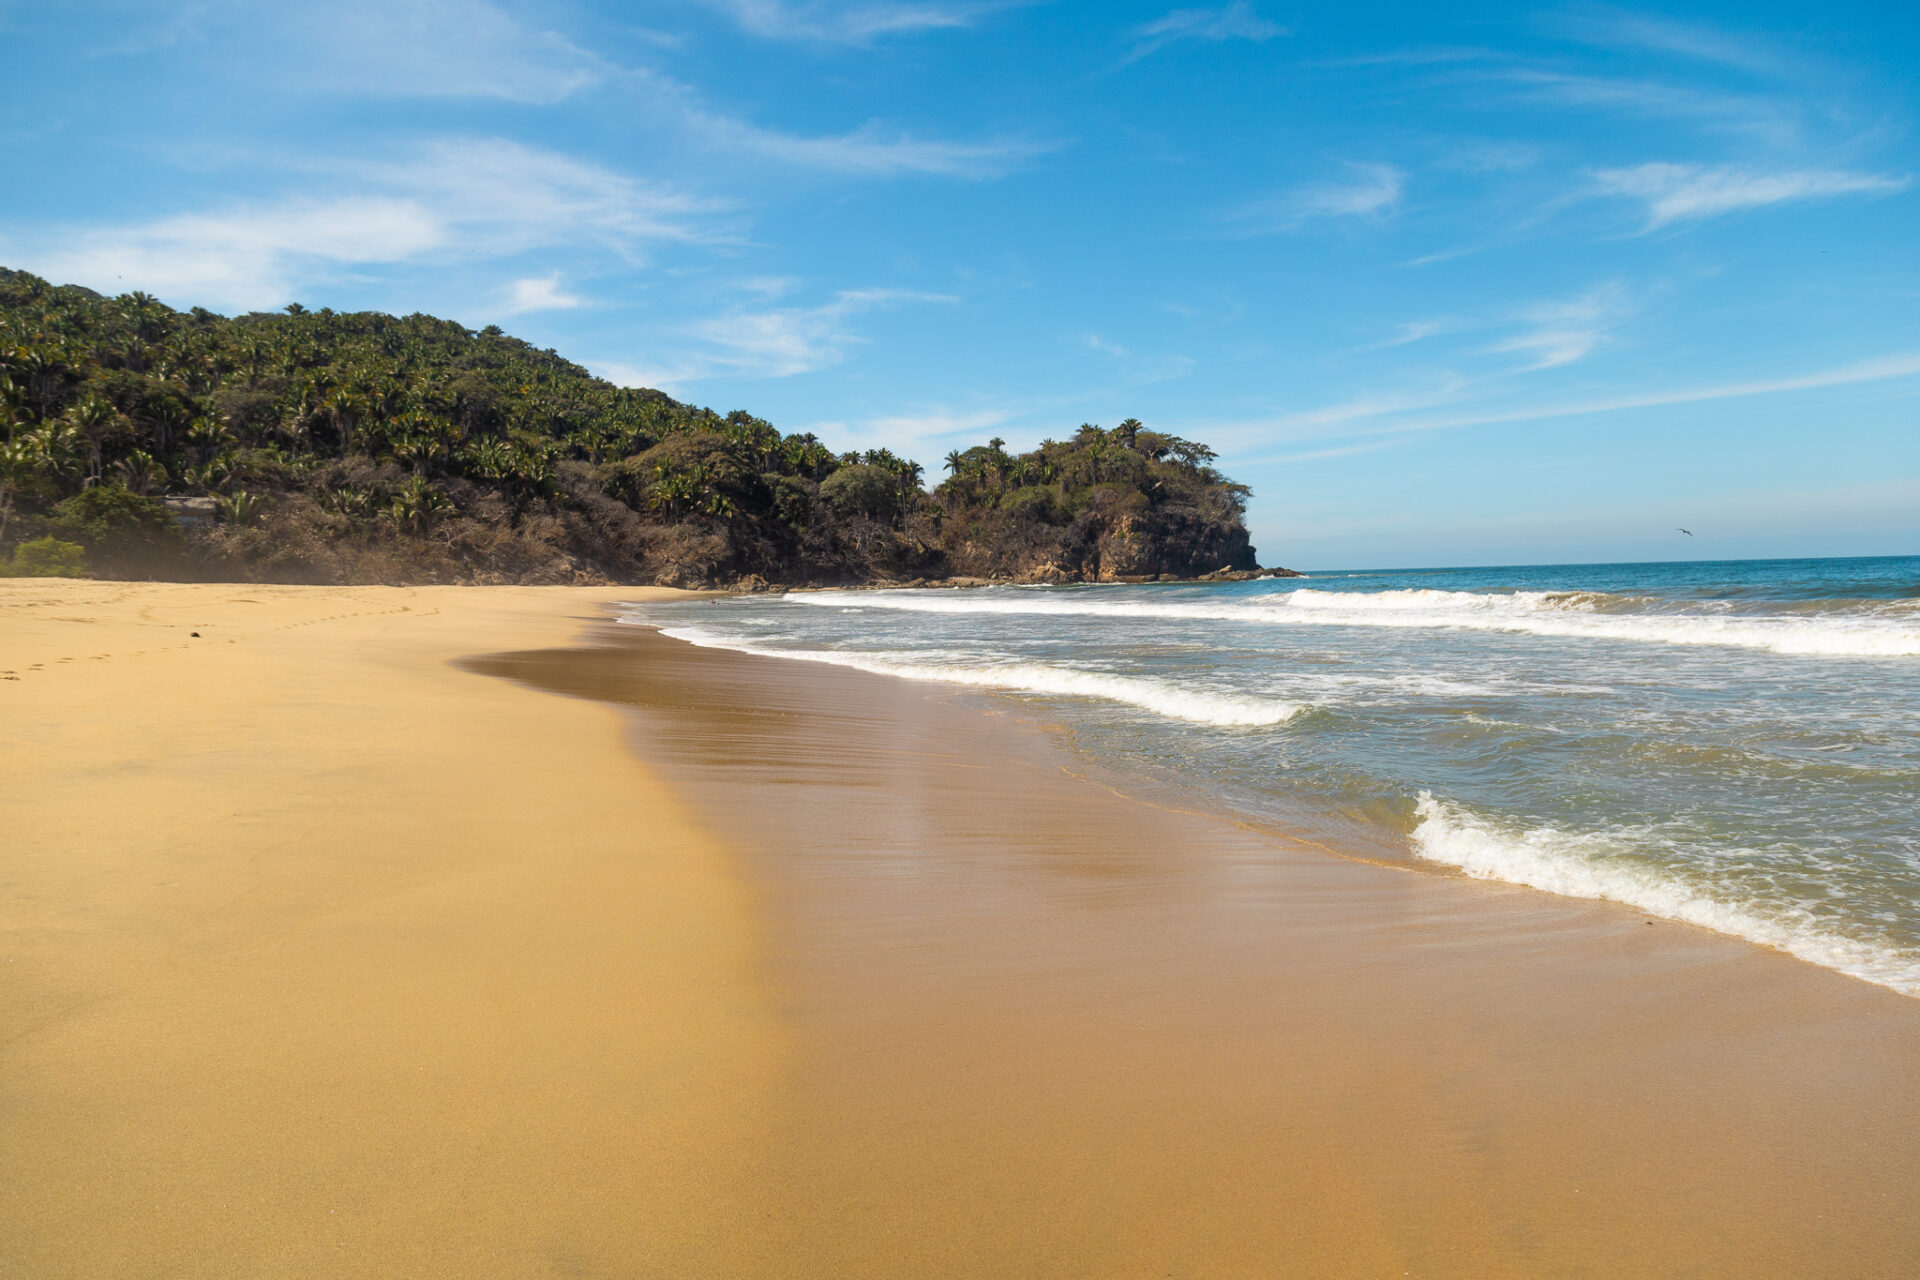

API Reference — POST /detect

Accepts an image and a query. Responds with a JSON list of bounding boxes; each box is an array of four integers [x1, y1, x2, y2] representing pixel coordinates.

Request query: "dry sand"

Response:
[[6, 581, 1920, 1279], [1, 581, 775, 1277]]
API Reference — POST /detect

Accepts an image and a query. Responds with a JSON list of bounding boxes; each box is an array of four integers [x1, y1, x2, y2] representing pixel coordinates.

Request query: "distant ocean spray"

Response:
[[622, 557, 1920, 997]]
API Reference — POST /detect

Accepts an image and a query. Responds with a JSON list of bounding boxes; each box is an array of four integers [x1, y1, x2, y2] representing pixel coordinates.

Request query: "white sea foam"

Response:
[[1409, 793, 1920, 997], [778, 587, 1920, 658], [648, 623, 1305, 728]]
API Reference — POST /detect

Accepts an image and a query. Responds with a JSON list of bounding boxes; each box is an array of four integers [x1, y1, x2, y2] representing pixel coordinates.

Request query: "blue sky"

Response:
[[4, 0, 1916, 568]]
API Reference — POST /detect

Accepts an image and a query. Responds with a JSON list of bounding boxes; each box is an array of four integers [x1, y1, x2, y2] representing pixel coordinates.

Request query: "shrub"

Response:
[[819, 464, 901, 521], [5, 536, 87, 577], [46, 485, 180, 570]]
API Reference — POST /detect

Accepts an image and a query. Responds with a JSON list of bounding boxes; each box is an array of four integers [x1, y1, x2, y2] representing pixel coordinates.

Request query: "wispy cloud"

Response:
[[1363, 318, 1463, 350], [249, 0, 612, 102], [1547, 7, 1783, 73], [620, 64, 1053, 179], [688, 288, 958, 377], [1124, 2, 1286, 64], [686, 111, 1053, 178], [1480, 283, 1633, 370], [1262, 439, 1397, 465], [1385, 349, 1920, 435], [1083, 334, 1196, 383], [502, 273, 586, 314], [858, 406, 1015, 447], [695, 0, 988, 44], [12, 138, 726, 310], [1230, 163, 1404, 232], [1273, 380, 1472, 433], [1436, 140, 1540, 174], [1593, 162, 1910, 229], [1244, 349, 1920, 458], [736, 275, 803, 300], [1486, 68, 1805, 144], [15, 199, 443, 312], [362, 138, 730, 250]]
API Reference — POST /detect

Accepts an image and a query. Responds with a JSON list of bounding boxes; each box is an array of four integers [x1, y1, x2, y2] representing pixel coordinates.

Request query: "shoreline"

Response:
[[482, 618, 1920, 1277], [5, 582, 1919, 1276]]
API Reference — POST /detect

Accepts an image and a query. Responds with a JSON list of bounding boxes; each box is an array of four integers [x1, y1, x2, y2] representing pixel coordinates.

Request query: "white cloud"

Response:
[[1239, 349, 1920, 460], [859, 406, 1015, 447], [1363, 318, 1463, 350], [1437, 140, 1540, 174], [221, 0, 612, 102], [684, 109, 1052, 178], [737, 276, 802, 299], [1491, 69, 1802, 145], [14, 138, 726, 311], [1083, 333, 1196, 383], [19, 198, 443, 312], [1387, 349, 1920, 435], [1262, 439, 1397, 465], [1593, 163, 1910, 229], [1480, 283, 1633, 371], [360, 138, 728, 251], [1548, 9, 1783, 73], [1268, 379, 1471, 434], [588, 358, 711, 396], [502, 273, 586, 314], [613, 63, 1052, 179], [1125, 2, 1285, 64], [688, 288, 958, 378], [1231, 163, 1404, 232], [1286, 163, 1403, 218], [695, 0, 985, 43]]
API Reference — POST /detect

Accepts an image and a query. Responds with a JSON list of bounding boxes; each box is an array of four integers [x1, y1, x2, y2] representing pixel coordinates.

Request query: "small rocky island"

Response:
[[1, 268, 1287, 588]]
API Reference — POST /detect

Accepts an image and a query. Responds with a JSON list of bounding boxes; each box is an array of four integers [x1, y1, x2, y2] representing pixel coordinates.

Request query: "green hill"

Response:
[[0, 268, 1263, 586]]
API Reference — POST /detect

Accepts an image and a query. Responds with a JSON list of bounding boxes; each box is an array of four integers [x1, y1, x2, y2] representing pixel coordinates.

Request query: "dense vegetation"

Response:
[[0, 268, 1262, 586]]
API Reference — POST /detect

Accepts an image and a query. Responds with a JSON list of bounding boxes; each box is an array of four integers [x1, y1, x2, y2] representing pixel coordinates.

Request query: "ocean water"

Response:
[[621, 556, 1920, 996]]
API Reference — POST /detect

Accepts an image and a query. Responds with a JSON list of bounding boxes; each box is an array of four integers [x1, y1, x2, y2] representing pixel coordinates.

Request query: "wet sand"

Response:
[[478, 622, 1920, 1279], [7, 583, 1920, 1277]]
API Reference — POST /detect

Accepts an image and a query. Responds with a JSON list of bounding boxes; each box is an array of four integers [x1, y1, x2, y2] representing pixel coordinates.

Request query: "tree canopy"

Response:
[[0, 268, 1260, 585]]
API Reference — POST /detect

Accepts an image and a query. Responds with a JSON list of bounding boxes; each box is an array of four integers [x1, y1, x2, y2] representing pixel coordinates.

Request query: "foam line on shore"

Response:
[[645, 622, 1305, 728]]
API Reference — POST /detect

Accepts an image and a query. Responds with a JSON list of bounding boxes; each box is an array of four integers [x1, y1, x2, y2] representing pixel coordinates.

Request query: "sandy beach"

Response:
[[1, 582, 775, 1276], [7, 582, 1920, 1278]]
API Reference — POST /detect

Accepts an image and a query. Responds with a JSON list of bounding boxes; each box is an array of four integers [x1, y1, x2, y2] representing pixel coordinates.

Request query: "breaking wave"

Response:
[[649, 623, 1305, 728], [779, 587, 1920, 658], [1409, 794, 1920, 997]]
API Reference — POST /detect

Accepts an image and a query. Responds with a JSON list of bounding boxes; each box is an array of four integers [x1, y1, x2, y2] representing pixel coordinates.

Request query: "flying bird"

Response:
[[1677, 528, 1694, 536]]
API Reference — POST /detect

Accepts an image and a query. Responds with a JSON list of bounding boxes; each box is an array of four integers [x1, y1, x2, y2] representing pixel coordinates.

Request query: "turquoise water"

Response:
[[624, 556, 1920, 995]]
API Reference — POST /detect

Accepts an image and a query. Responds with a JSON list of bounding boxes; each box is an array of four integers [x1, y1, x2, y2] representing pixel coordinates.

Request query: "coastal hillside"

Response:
[[0, 269, 1261, 586]]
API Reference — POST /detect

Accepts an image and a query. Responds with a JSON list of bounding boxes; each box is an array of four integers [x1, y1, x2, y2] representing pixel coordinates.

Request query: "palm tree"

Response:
[[185, 415, 231, 465], [463, 438, 514, 482], [0, 437, 35, 542], [322, 385, 369, 456], [0, 375, 32, 441], [66, 397, 117, 482], [112, 450, 166, 496], [390, 430, 449, 477], [216, 490, 261, 526], [388, 476, 453, 534], [24, 421, 85, 486], [897, 459, 925, 511]]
